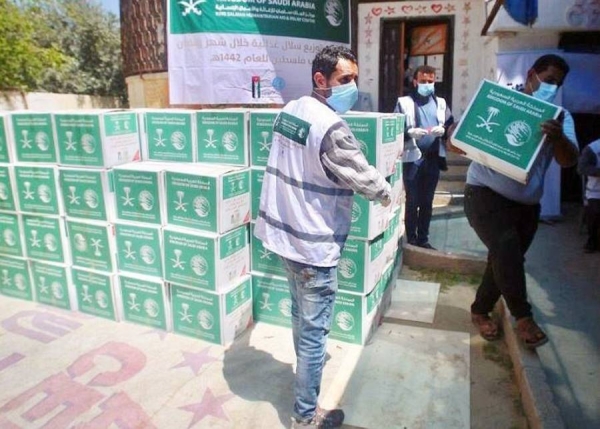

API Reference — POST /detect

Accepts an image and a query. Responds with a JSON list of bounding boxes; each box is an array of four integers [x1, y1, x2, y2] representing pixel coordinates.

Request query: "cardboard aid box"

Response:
[[30, 260, 75, 311], [0, 212, 24, 258], [117, 273, 171, 331], [22, 214, 70, 264], [14, 164, 63, 216], [58, 167, 115, 222], [163, 224, 249, 293], [112, 161, 169, 225], [251, 273, 292, 328], [0, 113, 12, 163], [164, 164, 250, 234], [0, 255, 34, 302], [338, 233, 386, 295], [451, 79, 561, 184], [114, 221, 164, 279], [349, 193, 391, 240], [8, 111, 57, 163], [250, 167, 265, 221], [383, 208, 401, 264], [71, 267, 119, 321], [171, 275, 253, 346], [249, 108, 280, 167], [53, 110, 141, 167], [341, 112, 400, 177], [66, 219, 117, 273], [139, 109, 196, 163], [196, 109, 249, 166], [0, 165, 17, 212], [250, 223, 286, 278]]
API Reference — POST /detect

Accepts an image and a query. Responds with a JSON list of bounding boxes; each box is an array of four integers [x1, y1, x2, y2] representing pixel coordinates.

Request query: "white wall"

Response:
[[0, 91, 121, 111]]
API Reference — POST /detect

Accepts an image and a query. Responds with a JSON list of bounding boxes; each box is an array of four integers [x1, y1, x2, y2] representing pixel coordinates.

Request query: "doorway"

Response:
[[379, 17, 454, 113]]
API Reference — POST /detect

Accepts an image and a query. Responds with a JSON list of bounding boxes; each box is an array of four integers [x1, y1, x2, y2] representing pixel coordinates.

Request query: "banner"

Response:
[[168, 0, 350, 105]]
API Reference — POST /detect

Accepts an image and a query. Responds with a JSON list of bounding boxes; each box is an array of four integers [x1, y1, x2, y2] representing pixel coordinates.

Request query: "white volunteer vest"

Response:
[[397, 95, 447, 163], [254, 96, 354, 267]]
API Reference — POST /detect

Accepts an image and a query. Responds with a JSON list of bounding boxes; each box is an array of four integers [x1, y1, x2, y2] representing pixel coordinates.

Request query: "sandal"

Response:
[[515, 317, 548, 349], [471, 313, 501, 341]]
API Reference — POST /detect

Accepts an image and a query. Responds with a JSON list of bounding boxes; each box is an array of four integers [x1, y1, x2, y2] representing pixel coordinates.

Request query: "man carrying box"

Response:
[[255, 45, 391, 428], [452, 55, 578, 348], [451, 54, 578, 349]]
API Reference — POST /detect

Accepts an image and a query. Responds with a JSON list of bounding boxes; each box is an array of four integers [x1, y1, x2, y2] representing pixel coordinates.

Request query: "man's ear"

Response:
[[314, 72, 327, 89]]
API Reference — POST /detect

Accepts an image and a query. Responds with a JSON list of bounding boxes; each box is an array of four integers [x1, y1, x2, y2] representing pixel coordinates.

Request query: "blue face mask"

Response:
[[532, 74, 558, 103], [417, 83, 435, 97], [326, 81, 358, 114]]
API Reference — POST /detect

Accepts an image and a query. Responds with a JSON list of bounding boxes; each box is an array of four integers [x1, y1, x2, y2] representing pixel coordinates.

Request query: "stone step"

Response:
[[436, 179, 466, 194], [433, 191, 464, 208]]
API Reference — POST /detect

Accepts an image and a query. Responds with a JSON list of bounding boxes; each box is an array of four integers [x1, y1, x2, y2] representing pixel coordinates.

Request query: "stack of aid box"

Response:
[[53, 110, 141, 321], [161, 162, 253, 345]]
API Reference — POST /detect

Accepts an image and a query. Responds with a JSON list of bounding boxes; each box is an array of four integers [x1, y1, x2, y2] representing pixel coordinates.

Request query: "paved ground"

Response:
[[430, 202, 600, 428]]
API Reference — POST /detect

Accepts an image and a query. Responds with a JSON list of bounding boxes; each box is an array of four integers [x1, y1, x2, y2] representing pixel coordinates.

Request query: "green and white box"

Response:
[[349, 194, 391, 240], [71, 267, 118, 321], [196, 109, 249, 166], [0, 212, 24, 257], [390, 160, 403, 210], [118, 274, 170, 331], [395, 113, 406, 155], [66, 219, 117, 273], [0, 255, 33, 301], [163, 224, 249, 292], [59, 167, 115, 221], [9, 112, 57, 163], [341, 112, 400, 177], [451, 79, 562, 184], [330, 273, 388, 345], [383, 208, 400, 264], [251, 273, 291, 328], [140, 109, 196, 163], [249, 109, 279, 167], [338, 233, 385, 295], [171, 275, 252, 345], [250, 167, 265, 221], [165, 164, 250, 234], [250, 223, 286, 277], [14, 165, 62, 215], [54, 110, 141, 167], [115, 222, 163, 278], [0, 166, 18, 211], [30, 260, 75, 311], [0, 113, 12, 163], [22, 214, 69, 264], [113, 161, 168, 225]]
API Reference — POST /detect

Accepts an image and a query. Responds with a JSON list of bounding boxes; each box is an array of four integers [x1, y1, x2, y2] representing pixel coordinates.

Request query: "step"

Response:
[[436, 180, 466, 194]]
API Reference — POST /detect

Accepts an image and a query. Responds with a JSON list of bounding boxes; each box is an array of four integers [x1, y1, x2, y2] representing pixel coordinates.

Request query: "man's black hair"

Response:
[[531, 54, 570, 76], [413, 65, 437, 80], [311, 45, 357, 88]]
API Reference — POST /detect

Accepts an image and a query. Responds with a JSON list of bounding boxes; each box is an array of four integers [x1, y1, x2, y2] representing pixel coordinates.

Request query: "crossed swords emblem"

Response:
[[179, 0, 206, 16]]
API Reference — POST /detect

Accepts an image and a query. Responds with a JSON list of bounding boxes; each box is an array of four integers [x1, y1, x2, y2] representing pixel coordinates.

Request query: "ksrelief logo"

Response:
[[0, 182, 8, 200], [338, 258, 357, 279], [351, 202, 362, 223], [140, 245, 156, 264], [81, 134, 96, 154], [138, 190, 154, 211], [190, 254, 209, 276], [51, 282, 64, 299], [222, 131, 238, 153], [505, 121, 533, 147], [279, 298, 292, 317], [324, 0, 344, 26], [197, 310, 214, 330], [144, 299, 160, 318], [193, 196, 210, 217], [171, 131, 187, 150], [84, 189, 99, 209], [3, 229, 16, 246], [179, 0, 206, 16], [336, 311, 354, 331]]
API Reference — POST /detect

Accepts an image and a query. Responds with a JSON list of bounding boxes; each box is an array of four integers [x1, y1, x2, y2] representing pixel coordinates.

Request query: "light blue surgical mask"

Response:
[[326, 81, 358, 113], [417, 83, 435, 97], [532, 73, 558, 103]]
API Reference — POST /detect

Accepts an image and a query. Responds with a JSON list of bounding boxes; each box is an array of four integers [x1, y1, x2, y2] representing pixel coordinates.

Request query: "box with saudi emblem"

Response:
[[451, 79, 562, 184]]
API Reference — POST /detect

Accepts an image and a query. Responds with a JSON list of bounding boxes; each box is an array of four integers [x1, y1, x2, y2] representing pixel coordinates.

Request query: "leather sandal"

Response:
[[515, 317, 548, 349], [471, 313, 501, 341]]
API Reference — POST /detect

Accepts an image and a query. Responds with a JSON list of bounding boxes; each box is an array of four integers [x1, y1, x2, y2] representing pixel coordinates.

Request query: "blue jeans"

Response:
[[280, 257, 338, 422]]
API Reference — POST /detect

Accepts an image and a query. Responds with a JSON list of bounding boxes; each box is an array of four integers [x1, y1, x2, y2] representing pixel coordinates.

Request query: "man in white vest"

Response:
[[254, 45, 391, 429], [578, 138, 600, 253], [394, 65, 454, 249]]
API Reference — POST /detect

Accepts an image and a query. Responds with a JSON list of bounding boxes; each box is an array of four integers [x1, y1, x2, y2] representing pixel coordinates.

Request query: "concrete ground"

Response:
[[0, 261, 524, 428], [427, 202, 600, 429]]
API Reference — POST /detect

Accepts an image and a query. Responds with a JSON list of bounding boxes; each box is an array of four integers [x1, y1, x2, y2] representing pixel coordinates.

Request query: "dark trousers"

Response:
[[403, 155, 441, 245], [464, 185, 540, 319], [586, 198, 600, 250]]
